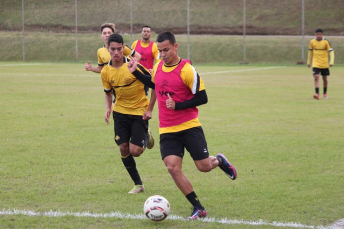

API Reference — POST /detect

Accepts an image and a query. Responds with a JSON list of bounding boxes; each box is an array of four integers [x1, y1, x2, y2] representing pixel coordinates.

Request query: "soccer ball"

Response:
[[143, 195, 170, 221]]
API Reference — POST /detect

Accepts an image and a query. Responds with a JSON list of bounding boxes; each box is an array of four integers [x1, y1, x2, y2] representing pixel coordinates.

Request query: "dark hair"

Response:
[[315, 28, 323, 33], [108, 34, 124, 46], [100, 23, 115, 33], [143, 25, 151, 30], [156, 31, 176, 45]]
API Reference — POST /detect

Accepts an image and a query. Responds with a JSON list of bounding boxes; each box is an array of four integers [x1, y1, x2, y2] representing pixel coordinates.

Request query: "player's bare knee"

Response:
[[119, 143, 129, 155], [166, 164, 180, 176], [130, 148, 143, 157]]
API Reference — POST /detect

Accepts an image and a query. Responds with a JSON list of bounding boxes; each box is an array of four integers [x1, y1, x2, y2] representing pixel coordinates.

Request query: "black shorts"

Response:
[[113, 111, 148, 147], [313, 68, 330, 76], [160, 126, 209, 161]]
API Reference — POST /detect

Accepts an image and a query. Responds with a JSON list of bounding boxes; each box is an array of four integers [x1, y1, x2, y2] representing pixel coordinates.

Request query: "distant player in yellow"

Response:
[[85, 23, 141, 73], [307, 28, 334, 100], [102, 33, 155, 194]]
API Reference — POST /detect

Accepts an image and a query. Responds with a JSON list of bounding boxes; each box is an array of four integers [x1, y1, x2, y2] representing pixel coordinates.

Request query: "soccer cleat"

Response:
[[313, 94, 320, 100], [323, 94, 328, 99], [216, 153, 237, 180], [188, 207, 207, 220], [147, 128, 154, 149], [128, 185, 145, 194]]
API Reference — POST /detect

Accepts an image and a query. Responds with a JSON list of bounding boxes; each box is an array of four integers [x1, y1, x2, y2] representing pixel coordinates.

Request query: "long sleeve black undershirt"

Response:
[[131, 69, 208, 110]]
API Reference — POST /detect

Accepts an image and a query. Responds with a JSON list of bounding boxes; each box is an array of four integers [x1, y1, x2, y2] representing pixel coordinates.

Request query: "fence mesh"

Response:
[[0, 0, 343, 63]]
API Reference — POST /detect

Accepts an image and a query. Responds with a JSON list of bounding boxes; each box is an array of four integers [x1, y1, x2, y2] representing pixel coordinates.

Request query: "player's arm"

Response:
[[329, 50, 334, 66], [124, 45, 141, 61], [128, 57, 155, 89], [174, 90, 208, 110], [174, 66, 207, 110], [104, 90, 113, 124], [328, 42, 334, 66], [307, 41, 313, 68], [152, 43, 161, 64], [143, 90, 156, 120], [131, 70, 155, 89], [85, 61, 104, 73], [101, 69, 114, 124]]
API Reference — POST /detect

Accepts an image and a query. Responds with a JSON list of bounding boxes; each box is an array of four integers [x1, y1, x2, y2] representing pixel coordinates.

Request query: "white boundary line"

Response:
[[0, 63, 50, 67], [200, 66, 287, 75], [0, 209, 330, 228], [1, 66, 287, 78]]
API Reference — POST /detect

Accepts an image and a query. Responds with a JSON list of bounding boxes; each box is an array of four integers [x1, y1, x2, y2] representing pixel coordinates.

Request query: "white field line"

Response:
[[200, 66, 287, 75], [0, 73, 93, 77], [0, 209, 330, 228], [0, 63, 50, 67], [0, 66, 287, 77]]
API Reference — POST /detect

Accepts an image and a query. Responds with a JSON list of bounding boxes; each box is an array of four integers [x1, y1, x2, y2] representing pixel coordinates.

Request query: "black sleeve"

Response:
[[132, 70, 155, 90], [174, 90, 208, 110]]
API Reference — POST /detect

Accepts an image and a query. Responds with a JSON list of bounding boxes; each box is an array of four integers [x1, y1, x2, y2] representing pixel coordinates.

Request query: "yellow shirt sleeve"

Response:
[[181, 63, 205, 93], [131, 40, 138, 50], [329, 50, 334, 66]]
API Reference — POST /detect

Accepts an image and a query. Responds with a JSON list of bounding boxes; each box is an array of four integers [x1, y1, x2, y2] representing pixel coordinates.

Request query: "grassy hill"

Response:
[[1, 0, 344, 35]]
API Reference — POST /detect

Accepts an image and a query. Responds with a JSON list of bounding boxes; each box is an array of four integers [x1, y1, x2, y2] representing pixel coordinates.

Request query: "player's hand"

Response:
[[307, 64, 310, 68], [85, 61, 92, 71], [148, 69, 153, 75], [166, 93, 175, 110], [143, 109, 152, 120], [127, 57, 137, 73], [104, 109, 111, 124], [330, 64, 333, 67]]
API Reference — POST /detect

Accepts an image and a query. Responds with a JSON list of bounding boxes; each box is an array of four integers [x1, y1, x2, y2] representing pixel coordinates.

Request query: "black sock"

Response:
[[186, 191, 204, 210], [324, 87, 327, 94], [121, 154, 142, 185], [315, 88, 319, 94]]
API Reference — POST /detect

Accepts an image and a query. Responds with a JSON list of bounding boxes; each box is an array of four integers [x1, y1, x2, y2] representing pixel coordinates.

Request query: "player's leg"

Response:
[[312, 68, 320, 99], [184, 127, 237, 179], [113, 112, 144, 193], [321, 68, 329, 99], [160, 132, 207, 220], [129, 115, 150, 157]]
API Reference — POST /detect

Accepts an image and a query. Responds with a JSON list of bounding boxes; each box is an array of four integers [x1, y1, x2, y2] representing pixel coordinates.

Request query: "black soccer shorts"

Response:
[[160, 126, 209, 161]]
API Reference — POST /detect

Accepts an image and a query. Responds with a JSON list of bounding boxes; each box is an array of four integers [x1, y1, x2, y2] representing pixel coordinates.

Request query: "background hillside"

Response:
[[1, 0, 344, 35], [0, 0, 343, 63]]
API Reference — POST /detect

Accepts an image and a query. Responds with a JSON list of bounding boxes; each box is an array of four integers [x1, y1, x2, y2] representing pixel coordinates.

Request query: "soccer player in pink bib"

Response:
[[127, 31, 237, 220]]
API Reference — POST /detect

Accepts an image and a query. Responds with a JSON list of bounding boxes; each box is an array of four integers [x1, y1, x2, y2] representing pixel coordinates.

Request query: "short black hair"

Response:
[[315, 28, 323, 33], [156, 31, 176, 45], [143, 25, 151, 29], [108, 33, 123, 47]]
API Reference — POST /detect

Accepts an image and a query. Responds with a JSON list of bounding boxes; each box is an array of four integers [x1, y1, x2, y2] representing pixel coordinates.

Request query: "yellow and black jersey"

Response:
[[307, 38, 334, 68], [97, 45, 136, 66], [101, 57, 151, 116]]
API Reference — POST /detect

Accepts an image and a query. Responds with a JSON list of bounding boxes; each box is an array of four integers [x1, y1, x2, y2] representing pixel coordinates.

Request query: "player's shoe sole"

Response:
[[313, 94, 320, 100], [216, 153, 237, 180], [188, 207, 207, 220], [128, 185, 145, 194]]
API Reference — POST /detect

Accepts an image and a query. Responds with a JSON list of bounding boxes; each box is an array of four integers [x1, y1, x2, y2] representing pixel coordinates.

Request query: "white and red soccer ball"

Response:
[[144, 195, 170, 221]]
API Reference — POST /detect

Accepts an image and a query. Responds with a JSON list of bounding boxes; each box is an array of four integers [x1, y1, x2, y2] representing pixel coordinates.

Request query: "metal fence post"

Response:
[[75, 0, 78, 62], [21, 0, 25, 61]]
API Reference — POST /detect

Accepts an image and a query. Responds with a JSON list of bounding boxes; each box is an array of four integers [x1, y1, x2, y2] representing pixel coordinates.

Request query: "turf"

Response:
[[0, 63, 343, 228]]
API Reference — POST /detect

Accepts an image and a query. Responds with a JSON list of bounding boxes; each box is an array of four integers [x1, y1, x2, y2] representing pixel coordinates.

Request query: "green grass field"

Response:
[[1, 63, 343, 228]]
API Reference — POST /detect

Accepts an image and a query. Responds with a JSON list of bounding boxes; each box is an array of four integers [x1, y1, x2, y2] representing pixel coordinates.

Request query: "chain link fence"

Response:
[[0, 0, 343, 64]]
